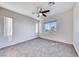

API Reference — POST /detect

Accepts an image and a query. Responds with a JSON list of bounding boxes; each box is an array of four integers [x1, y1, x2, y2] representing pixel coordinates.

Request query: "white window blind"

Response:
[[36, 22, 39, 33], [4, 17, 13, 37]]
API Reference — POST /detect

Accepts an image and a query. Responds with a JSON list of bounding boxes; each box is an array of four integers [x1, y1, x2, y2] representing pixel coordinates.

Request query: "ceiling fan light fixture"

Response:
[[39, 13, 42, 16], [32, 7, 50, 17]]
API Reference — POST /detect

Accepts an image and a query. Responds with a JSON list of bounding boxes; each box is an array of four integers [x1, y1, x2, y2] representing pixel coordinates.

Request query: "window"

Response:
[[4, 17, 13, 37], [36, 22, 39, 33], [44, 21, 56, 32]]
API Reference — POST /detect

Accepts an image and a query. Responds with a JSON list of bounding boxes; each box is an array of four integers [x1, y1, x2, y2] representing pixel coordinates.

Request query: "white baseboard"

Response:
[[0, 34, 37, 49]]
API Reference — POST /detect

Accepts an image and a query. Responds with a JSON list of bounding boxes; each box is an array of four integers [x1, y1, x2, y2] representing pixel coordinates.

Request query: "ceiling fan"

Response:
[[32, 7, 50, 17], [32, 2, 55, 17]]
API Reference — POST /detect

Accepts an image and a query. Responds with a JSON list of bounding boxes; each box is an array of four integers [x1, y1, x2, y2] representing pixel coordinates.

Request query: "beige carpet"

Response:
[[0, 38, 78, 57]]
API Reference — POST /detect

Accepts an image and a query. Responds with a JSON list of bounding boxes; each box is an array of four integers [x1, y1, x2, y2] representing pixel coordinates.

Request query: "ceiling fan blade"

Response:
[[42, 13, 47, 17], [42, 10, 50, 13]]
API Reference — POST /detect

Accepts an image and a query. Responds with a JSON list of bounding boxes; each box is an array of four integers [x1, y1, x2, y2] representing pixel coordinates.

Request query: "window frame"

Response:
[[4, 16, 13, 37], [43, 20, 56, 32]]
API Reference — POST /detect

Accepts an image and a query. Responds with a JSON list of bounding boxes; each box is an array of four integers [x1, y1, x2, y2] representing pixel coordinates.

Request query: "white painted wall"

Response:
[[39, 10, 73, 44], [73, 2, 79, 56], [0, 7, 37, 49]]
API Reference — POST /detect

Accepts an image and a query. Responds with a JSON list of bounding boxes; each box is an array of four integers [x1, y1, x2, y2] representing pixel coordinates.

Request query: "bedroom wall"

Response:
[[39, 10, 73, 44], [0, 7, 37, 49], [73, 2, 79, 56]]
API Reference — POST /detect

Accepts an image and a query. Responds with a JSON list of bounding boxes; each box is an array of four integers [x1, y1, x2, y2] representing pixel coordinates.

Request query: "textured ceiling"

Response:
[[0, 2, 75, 20]]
